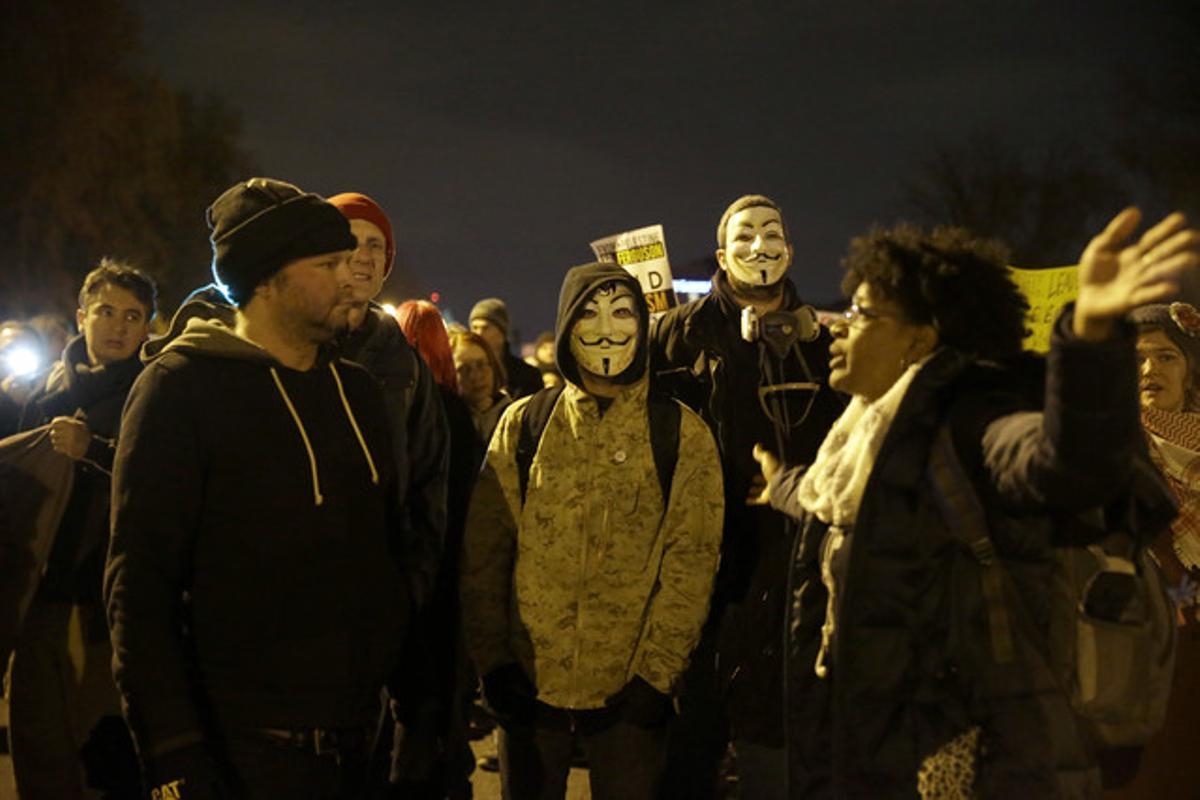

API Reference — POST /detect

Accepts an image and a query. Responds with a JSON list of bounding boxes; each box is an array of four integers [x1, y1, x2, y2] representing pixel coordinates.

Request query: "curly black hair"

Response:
[[840, 223, 1029, 359]]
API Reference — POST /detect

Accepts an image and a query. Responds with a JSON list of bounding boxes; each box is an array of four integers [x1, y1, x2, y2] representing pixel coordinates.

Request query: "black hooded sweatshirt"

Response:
[[104, 317, 411, 758]]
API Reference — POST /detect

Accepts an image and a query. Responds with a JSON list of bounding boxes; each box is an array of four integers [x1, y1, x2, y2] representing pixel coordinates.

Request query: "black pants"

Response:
[[224, 729, 371, 800], [498, 704, 667, 800]]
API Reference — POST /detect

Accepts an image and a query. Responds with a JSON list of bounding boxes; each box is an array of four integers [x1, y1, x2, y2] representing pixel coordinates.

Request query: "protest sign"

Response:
[[1008, 264, 1078, 353], [590, 224, 678, 314]]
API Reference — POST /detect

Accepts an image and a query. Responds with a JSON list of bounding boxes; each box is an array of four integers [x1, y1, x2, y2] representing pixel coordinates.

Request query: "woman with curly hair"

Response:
[[754, 209, 1199, 798]]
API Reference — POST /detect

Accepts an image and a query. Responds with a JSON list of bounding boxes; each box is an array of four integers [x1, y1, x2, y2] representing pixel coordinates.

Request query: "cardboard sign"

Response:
[[590, 224, 678, 314], [1008, 264, 1079, 353]]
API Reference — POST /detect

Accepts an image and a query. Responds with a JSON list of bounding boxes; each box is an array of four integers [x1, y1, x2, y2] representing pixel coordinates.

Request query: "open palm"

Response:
[[1075, 208, 1200, 338]]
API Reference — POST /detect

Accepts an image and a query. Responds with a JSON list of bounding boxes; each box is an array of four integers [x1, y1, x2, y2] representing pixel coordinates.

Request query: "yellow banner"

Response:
[[1008, 264, 1078, 353]]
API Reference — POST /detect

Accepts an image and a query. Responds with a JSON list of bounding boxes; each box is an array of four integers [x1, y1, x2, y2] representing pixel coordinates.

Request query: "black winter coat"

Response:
[[338, 304, 450, 606], [19, 336, 142, 611], [650, 271, 844, 745], [771, 313, 1176, 798]]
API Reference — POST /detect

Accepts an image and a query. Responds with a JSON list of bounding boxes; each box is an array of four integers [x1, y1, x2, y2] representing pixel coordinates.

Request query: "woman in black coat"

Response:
[[754, 209, 1198, 798]]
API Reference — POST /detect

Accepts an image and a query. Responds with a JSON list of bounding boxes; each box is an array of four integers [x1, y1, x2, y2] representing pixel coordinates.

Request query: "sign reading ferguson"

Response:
[[590, 223, 678, 314]]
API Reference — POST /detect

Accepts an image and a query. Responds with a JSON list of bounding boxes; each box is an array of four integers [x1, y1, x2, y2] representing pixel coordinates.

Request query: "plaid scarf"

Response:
[[1143, 406, 1200, 575]]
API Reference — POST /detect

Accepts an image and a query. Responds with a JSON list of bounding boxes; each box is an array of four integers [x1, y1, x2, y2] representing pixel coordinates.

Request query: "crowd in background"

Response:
[[0, 178, 1199, 800]]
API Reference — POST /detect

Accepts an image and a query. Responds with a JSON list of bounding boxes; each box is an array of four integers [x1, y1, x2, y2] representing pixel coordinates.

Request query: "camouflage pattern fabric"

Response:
[[461, 377, 724, 709]]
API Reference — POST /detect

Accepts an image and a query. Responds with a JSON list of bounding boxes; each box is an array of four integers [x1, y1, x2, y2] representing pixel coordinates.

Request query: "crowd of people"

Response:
[[0, 176, 1198, 800]]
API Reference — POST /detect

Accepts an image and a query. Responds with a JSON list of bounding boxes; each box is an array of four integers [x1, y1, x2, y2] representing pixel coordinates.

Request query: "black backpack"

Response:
[[928, 423, 1177, 749], [515, 385, 681, 507]]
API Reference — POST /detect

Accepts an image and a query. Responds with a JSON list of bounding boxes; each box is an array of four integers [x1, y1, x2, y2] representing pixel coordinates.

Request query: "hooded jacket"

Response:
[[104, 315, 411, 757], [461, 262, 724, 709]]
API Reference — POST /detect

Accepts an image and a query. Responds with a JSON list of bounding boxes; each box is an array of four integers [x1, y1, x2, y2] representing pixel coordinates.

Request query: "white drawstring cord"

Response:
[[329, 362, 380, 486], [270, 367, 324, 506]]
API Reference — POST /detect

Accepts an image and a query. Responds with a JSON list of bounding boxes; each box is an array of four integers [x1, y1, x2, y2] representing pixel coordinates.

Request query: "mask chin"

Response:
[[726, 269, 786, 301], [571, 339, 636, 380]]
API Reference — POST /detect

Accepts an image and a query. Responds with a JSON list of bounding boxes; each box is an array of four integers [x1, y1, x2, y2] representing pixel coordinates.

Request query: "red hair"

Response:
[[396, 300, 457, 393]]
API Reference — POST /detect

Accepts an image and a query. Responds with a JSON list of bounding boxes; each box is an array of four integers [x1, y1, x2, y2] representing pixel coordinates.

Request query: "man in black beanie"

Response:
[[469, 297, 544, 400], [105, 178, 423, 799]]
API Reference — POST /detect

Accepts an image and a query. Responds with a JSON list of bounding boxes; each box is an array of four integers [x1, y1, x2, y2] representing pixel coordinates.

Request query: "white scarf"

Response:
[[796, 360, 925, 525]]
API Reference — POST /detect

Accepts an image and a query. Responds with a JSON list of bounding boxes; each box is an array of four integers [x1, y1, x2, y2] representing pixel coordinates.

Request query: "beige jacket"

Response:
[[461, 378, 724, 709]]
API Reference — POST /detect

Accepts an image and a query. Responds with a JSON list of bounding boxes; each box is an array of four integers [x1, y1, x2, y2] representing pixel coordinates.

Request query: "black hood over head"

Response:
[[555, 261, 649, 388]]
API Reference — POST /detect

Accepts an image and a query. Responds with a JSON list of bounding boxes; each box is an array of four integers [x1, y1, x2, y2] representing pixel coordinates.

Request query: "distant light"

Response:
[[430, 291, 441, 304], [4, 346, 41, 377], [381, 303, 397, 317], [673, 278, 712, 295]]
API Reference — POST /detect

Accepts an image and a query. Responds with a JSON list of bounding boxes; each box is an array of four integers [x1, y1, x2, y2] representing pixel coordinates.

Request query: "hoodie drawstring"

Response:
[[269, 363, 382, 508], [271, 367, 325, 507], [328, 362, 380, 487]]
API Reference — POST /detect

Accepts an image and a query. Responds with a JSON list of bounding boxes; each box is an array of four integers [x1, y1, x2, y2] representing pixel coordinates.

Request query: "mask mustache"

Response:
[[578, 335, 633, 347], [742, 253, 781, 262]]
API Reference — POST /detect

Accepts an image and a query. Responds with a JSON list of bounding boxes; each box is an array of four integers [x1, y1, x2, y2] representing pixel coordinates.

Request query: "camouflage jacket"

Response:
[[461, 377, 724, 709]]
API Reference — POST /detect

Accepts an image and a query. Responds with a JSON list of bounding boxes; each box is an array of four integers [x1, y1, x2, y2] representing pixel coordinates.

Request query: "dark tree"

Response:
[[1112, 1, 1200, 221], [0, 0, 253, 320], [900, 132, 1125, 268]]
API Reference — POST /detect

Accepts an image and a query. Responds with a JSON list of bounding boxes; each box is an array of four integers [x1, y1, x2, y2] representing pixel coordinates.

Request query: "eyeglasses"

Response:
[[840, 302, 888, 327]]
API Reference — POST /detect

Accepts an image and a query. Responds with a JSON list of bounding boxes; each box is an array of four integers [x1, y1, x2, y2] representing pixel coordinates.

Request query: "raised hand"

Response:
[[1074, 208, 1200, 340]]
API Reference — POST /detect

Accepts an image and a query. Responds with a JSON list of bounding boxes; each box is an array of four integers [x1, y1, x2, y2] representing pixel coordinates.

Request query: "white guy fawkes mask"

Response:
[[569, 283, 640, 379], [720, 205, 791, 287]]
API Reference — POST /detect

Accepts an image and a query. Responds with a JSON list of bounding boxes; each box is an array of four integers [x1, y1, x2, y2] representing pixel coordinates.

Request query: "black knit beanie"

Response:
[[207, 178, 357, 305]]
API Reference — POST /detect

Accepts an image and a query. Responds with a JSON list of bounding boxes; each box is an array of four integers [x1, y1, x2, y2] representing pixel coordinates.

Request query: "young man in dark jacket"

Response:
[[7, 260, 155, 799], [650, 194, 844, 798], [328, 192, 448, 561], [469, 296, 544, 399], [104, 178, 423, 799], [326, 192, 451, 795]]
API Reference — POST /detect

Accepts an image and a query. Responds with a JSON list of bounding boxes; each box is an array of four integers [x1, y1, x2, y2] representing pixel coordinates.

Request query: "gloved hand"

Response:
[[604, 676, 672, 729], [143, 744, 227, 800], [481, 663, 538, 725], [79, 715, 142, 798]]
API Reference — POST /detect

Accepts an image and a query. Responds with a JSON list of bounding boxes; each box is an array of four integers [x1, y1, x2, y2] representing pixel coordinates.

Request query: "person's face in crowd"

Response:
[[264, 250, 355, 343], [536, 339, 555, 367], [347, 218, 388, 305], [454, 341, 496, 411], [1138, 329, 1191, 413], [76, 283, 151, 366], [569, 283, 640, 380], [828, 281, 937, 403], [717, 205, 792, 291], [470, 319, 507, 359]]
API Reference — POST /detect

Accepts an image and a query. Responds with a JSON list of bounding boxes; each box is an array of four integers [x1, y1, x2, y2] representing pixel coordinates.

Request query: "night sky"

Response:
[[134, 0, 1166, 338]]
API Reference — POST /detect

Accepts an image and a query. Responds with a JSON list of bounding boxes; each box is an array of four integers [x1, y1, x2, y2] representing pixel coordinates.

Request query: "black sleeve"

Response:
[[400, 352, 450, 608], [103, 361, 207, 758], [649, 307, 708, 414], [981, 306, 1141, 513]]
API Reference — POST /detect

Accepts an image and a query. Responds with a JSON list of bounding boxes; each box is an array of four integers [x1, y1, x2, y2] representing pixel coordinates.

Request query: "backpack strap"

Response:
[[647, 393, 681, 507], [517, 385, 681, 512], [516, 385, 565, 506], [927, 424, 1016, 664]]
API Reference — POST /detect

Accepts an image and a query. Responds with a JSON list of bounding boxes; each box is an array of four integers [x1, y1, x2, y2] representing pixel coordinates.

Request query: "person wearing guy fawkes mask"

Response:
[[651, 195, 844, 799], [461, 262, 724, 800]]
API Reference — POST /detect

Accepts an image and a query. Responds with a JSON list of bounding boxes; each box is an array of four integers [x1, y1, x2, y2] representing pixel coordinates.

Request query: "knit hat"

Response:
[[327, 192, 396, 278], [207, 178, 356, 305], [469, 298, 510, 337]]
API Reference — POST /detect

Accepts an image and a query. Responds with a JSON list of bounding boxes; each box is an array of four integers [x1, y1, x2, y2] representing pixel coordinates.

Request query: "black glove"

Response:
[[80, 716, 143, 799], [604, 676, 672, 729], [143, 744, 227, 800], [481, 663, 538, 725]]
